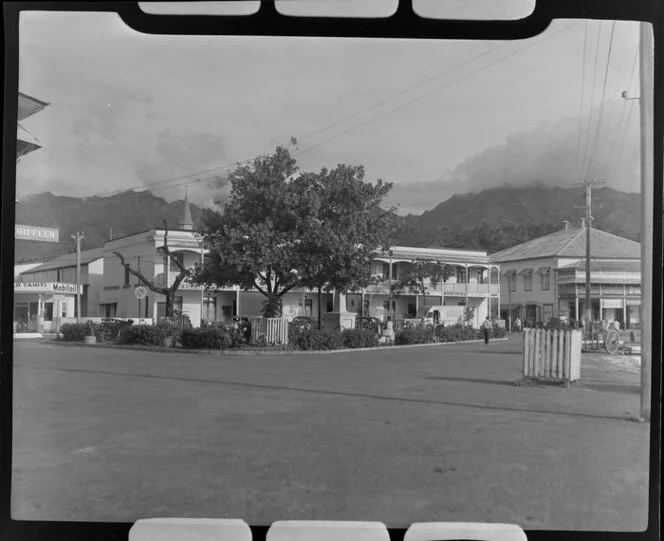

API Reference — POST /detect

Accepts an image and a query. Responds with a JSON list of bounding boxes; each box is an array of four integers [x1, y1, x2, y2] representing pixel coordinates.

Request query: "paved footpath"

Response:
[[11, 337, 649, 531]]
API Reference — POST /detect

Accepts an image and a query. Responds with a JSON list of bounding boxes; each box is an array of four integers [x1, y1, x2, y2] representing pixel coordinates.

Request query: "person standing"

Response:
[[482, 316, 493, 345]]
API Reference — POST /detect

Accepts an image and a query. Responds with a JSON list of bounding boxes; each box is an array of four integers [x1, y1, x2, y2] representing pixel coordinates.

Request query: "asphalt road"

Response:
[[11, 338, 649, 531]]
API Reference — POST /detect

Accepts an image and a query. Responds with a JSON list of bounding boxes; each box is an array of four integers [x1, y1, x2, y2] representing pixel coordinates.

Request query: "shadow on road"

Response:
[[425, 375, 516, 387], [27, 364, 640, 423]]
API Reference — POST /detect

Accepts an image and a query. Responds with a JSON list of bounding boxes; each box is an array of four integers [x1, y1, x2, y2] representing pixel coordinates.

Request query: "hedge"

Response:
[[341, 327, 379, 349], [181, 325, 249, 349], [118, 324, 173, 346], [289, 327, 344, 351], [60, 323, 91, 342]]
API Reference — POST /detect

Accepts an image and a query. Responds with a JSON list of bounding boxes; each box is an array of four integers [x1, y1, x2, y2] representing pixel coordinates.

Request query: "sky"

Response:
[[16, 6, 644, 215]]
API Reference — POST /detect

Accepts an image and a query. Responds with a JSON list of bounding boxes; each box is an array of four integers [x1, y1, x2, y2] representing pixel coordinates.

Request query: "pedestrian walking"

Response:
[[482, 316, 492, 345]]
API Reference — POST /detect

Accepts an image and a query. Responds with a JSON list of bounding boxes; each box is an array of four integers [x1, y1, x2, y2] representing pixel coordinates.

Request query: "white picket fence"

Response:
[[249, 317, 289, 345], [522, 328, 582, 382]]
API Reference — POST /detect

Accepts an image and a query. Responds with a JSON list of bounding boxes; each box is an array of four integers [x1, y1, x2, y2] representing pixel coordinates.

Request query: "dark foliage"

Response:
[[395, 326, 435, 345], [341, 327, 379, 349], [118, 324, 171, 346], [60, 323, 90, 342], [181, 324, 249, 349], [288, 326, 344, 350]]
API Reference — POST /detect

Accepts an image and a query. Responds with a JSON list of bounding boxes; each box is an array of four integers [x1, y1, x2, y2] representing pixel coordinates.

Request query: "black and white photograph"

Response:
[[6, 1, 657, 537]]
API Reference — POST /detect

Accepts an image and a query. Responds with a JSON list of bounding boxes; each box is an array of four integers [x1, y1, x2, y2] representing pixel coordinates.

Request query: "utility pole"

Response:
[[71, 231, 85, 323], [573, 179, 605, 332], [638, 22, 653, 422]]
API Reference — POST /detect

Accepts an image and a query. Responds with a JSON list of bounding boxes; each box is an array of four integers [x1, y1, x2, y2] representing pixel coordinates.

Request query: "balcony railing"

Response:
[[364, 281, 498, 296]]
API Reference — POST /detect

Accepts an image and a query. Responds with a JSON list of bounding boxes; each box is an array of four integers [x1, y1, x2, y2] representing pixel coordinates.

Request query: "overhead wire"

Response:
[[20, 21, 581, 215], [584, 20, 617, 179], [579, 20, 603, 177]]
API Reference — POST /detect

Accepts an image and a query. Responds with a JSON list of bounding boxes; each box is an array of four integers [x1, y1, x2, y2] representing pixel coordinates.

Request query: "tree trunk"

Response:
[[318, 287, 322, 330], [164, 292, 173, 318]]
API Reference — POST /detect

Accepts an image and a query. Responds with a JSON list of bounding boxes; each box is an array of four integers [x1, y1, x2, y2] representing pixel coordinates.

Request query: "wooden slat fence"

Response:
[[522, 329, 582, 382], [249, 317, 289, 345]]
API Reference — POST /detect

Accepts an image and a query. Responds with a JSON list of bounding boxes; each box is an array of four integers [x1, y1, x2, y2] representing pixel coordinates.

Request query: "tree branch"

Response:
[[114, 252, 168, 295]]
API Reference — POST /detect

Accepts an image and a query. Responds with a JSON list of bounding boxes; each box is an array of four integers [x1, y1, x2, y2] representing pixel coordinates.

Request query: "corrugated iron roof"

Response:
[[561, 260, 642, 273], [489, 227, 640, 263], [21, 247, 104, 274]]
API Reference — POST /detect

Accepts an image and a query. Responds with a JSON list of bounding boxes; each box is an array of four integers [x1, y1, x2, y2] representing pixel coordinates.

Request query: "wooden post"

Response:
[[639, 22, 653, 422]]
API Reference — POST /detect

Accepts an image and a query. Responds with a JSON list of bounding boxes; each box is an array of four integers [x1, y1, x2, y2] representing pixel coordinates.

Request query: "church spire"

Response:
[[179, 186, 193, 231]]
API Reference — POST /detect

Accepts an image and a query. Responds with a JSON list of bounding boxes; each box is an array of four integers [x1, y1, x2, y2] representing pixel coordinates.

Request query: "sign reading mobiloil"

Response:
[[14, 282, 78, 294], [15, 224, 60, 243]]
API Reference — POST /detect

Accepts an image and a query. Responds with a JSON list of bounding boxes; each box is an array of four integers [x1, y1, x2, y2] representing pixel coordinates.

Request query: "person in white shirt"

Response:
[[482, 316, 493, 344]]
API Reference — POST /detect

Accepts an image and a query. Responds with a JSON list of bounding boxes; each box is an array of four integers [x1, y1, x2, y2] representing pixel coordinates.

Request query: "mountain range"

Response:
[[14, 185, 641, 264]]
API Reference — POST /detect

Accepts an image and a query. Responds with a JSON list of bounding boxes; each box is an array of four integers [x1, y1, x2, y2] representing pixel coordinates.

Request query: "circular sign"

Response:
[[134, 286, 147, 300]]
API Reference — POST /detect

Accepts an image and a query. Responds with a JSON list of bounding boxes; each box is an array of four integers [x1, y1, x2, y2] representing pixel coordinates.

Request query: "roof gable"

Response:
[[489, 227, 640, 263], [21, 248, 104, 274]]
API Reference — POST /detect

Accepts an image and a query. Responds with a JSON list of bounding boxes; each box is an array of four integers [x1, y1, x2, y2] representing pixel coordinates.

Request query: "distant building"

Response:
[[489, 219, 641, 328], [350, 246, 500, 328], [15, 248, 104, 332], [14, 193, 502, 330]]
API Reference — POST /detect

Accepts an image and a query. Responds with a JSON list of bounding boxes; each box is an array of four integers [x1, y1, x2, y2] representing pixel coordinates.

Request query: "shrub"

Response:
[[341, 327, 379, 349], [60, 323, 90, 342], [118, 324, 168, 346], [181, 323, 249, 349], [491, 324, 507, 338], [289, 327, 343, 350], [395, 326, 435, 345], [97, 318, 133, 343], [181, 327, 232, 349]]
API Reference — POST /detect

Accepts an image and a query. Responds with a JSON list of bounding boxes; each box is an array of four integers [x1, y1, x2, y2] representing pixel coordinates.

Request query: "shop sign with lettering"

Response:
[[15, 225, 60, 243], [14, 282, 78, 294]]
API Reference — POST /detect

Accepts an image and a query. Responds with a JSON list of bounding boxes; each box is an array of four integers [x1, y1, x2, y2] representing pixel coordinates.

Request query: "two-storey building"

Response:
[[489, 219, 641, 329], [347, 246, 500, 328]]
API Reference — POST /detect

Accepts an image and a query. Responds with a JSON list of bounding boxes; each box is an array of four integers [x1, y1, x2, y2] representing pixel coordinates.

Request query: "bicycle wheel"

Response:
[[605, 329, 620, 355]]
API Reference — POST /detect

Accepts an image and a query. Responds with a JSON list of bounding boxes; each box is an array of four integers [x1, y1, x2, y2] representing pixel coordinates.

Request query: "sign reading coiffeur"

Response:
[[15, 224, 60, 243], [14, 282, 78, 294]]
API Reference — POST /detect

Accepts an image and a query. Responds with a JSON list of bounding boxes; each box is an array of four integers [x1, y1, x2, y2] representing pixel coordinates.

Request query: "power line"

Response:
[[584, 20, 616, 179], [575, 20, 589, 174], [20, 21, 581, 214], [295, 21, 580, 159], [580, 21, 603, 175]]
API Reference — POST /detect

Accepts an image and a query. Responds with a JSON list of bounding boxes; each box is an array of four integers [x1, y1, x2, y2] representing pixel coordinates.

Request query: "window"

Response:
[[457, 268, 466, 283], [523, 273, 532, 291], [392, 264, 398, 280], [382, 262, 390, 279], [543, 304, 553, 324], [540, 271, 550, 290], [509, 276, 516, 292], [170, 252, 185, 272], [43, 302, 53, 322], [203, 295, 217, 321], [102, 303, 117, 318]]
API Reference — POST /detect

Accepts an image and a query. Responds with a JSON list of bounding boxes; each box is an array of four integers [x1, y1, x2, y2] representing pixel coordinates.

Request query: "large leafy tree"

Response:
[[193, 145, 398, 319], [294, 166, 398, 327], [390, 259, 455, 308]]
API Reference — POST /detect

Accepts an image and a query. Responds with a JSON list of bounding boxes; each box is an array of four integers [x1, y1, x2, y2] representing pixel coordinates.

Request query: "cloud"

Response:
[[385, 100, 641, 215], [133, 128, 229, 206], [71, 83, 154, 143]]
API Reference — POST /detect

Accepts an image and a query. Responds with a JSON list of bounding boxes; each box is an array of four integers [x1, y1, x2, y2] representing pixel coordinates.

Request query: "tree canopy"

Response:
[[193, 145, 399, 317], [390, 259, 455, 305]]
